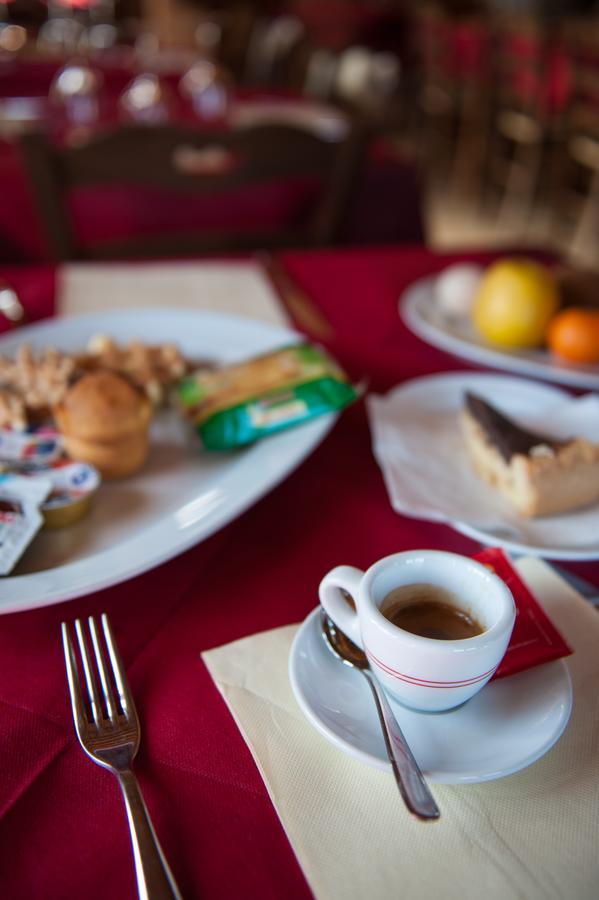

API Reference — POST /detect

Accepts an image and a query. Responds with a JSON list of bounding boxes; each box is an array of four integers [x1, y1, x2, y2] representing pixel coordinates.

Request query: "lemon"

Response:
[[473, 260, 559, 349]]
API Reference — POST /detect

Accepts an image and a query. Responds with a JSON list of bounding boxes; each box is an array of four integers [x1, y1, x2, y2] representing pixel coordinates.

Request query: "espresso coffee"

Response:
[[381, 583, 483, 641]]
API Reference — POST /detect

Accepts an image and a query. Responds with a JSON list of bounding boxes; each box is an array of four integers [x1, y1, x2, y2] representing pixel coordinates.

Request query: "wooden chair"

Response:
[[486, 14, 568, 225], [560, 19, 599, 267], [19, 120, 368, 261], [410, 5, 465, 181], [411, 6, 492, 200], [445, 15, 493, 202]]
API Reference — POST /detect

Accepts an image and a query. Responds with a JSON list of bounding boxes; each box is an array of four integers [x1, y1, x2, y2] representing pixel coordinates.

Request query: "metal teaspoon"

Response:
[[320, 610, 440, 821]]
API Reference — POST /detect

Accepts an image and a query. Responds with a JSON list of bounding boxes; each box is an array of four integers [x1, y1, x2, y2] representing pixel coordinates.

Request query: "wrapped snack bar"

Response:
[[177, 343, 357, 450]]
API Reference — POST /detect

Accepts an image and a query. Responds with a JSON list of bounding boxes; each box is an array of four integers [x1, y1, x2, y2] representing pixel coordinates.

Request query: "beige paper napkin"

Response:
[[202, 559, 599, 900], [58, 261, 290, 327]]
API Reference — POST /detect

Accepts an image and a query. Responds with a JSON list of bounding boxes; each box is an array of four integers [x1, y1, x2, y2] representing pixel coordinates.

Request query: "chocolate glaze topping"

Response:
[[464, 392, 564, 462]]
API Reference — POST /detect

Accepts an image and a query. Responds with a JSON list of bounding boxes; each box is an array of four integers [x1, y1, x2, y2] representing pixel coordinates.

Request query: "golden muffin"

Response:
[[53, 370, 152, 478]]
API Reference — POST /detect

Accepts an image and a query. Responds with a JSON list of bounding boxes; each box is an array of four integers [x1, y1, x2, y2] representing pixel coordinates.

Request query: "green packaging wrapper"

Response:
[[177, 343, 357, 450]]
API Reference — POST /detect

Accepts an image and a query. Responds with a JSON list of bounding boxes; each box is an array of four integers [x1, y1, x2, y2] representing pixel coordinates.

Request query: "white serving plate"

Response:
[[0, 309, 336, 614], [367, 372, 599, 561], [400, 275, 599, 391], [289, 607, 572, 783]]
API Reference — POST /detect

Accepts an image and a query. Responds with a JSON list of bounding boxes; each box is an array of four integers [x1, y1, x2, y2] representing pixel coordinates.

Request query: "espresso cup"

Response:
[[319, 550, 516, 713]]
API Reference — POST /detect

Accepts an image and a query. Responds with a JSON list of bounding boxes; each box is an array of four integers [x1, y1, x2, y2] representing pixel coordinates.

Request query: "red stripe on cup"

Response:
[[366, 647, 496, 689]]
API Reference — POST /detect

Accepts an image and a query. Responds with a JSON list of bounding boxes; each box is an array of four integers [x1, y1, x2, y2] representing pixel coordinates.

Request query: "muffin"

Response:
[[53, 370, 152, 478]]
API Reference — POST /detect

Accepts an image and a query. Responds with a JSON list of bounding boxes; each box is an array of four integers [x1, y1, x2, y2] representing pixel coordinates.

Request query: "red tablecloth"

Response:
[[0, 245, 595, 900]]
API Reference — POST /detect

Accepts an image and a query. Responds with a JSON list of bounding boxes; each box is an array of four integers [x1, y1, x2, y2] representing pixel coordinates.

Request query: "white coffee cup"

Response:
[[319, 550, 516, 713]]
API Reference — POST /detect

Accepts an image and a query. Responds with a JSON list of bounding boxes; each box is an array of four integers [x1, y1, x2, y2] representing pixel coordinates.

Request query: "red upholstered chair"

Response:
[[18, 120, 368, 261]]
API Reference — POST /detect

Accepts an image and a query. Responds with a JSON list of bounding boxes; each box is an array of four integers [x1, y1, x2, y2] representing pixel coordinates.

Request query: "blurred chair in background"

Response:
[[19, 120, 368, 259], [486, 14, 570, 226], [446, 14, 492, 202], [411, 7, 492, 200], [561, 17, 599, 263], [411, 5, 457, 181]]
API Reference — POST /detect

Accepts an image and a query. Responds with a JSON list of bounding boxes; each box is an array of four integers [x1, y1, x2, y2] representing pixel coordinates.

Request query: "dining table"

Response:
[[0, 242, 597, 899]]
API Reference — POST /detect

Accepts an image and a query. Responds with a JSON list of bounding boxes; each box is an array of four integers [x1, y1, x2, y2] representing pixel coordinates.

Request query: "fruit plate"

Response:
[[0, 309, 337, 614], [400, 275, 599, 391]]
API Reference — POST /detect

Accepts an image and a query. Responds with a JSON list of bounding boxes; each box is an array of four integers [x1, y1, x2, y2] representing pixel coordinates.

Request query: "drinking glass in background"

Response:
[[0, 0, 27, 60], [132, 27, 196, 75], [49, 59, 103, 136], [37, 0, 85, 55], [119, 72, 171, 124], [38, 0, 117, 57], [179, 59, 231, 124], [194, 17, 222, 60], [80, 0, 118, 57]]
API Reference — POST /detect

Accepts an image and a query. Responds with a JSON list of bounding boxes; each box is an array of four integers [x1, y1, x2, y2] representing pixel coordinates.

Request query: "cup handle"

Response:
[[318, 565, 364, 648]]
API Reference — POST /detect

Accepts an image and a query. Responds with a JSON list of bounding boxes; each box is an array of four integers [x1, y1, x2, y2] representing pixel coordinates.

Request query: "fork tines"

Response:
[[62, 615, 183, 899], [62, 614, 138, 735]]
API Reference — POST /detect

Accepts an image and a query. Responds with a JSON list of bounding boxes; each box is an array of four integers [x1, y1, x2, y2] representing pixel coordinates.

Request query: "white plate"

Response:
[[289, 607, 572, 783], [401, 275, 599, 391], [369, 372, 599, 561], [0, 309, 336, 614]]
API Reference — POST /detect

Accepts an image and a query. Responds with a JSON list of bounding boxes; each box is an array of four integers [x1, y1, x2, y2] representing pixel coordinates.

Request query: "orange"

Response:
[[473, 259, 559, 349], [547, 309, 599, 363]]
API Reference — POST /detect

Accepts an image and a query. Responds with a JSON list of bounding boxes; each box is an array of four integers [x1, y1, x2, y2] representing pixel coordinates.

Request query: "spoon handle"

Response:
[[363, 671, 440, 821]]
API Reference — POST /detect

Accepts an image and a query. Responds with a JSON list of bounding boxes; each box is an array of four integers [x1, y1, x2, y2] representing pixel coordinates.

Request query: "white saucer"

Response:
[[289, 608, 572, 784]]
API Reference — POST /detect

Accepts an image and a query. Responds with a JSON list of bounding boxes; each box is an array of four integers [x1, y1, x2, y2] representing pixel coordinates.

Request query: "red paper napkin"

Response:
[[475, 548, 573, 680]]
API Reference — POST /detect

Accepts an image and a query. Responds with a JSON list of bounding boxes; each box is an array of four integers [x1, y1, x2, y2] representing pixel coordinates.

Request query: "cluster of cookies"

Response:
[[0, 336, 189, 479]]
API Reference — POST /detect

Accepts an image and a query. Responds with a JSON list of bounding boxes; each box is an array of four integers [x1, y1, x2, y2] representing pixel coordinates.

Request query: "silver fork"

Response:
[[62, 614, 182, 900]]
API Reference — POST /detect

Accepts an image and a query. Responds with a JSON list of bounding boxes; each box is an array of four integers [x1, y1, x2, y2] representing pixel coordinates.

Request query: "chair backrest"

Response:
[[20, 120, 368, 261]]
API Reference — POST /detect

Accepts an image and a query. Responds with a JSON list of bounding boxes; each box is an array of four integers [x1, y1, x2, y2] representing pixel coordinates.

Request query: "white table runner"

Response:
[[59, 260, 290, 327]]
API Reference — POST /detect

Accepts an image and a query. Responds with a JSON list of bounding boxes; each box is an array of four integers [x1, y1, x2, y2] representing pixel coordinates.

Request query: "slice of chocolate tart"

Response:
[[460, 392, 599, 517]]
